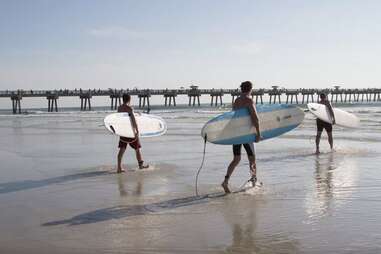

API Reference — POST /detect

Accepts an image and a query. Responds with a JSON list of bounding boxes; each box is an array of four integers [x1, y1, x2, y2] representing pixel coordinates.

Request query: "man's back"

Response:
[[233, 96, 254, 110], [117, 104, 132, 113]]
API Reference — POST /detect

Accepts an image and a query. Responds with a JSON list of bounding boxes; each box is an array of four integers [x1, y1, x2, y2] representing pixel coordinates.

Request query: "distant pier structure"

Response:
[[109, 89, 122, 110], [47, 93, 59, 112], [164, 89, 177, 107], [0, 86, 380, 113], [80, 92, 92, 111]]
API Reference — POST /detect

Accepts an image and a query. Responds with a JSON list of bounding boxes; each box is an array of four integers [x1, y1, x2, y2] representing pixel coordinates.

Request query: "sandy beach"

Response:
[[0, 104, 381, 253]]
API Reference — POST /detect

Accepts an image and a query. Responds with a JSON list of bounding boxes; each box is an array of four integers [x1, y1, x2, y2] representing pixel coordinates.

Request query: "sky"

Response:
[[1, 0, 381, 91]]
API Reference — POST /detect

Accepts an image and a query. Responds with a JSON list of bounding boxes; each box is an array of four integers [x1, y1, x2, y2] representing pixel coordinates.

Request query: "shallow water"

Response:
[[0, 104, 380, 253]]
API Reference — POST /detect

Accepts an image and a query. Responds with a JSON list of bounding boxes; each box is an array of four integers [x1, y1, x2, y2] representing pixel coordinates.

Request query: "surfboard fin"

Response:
[[110, 125, 116, 134]]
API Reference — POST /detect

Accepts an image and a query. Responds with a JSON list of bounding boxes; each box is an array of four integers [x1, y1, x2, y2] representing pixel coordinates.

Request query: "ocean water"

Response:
[[0, 103, 380, 253]]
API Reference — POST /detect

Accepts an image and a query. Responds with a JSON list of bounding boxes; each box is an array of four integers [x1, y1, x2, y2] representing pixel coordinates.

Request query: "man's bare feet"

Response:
[[139, 164, 149, 169], [221, 181, 231, 194], [117, 168, 126, 174], [249, 176, 257, 187]]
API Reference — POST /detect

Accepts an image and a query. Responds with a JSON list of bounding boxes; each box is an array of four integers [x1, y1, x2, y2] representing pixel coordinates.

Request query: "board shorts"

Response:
[[118, 136, 141, 150], [233, 143, 255, 156], [316, 118, 332, 132]]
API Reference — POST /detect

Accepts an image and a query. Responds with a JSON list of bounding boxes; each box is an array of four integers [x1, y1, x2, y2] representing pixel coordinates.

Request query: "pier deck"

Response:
[[1, 87, 380, 113]]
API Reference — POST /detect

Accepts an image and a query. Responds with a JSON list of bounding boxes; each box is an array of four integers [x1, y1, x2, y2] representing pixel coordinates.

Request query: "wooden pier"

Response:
[[0, 86, 380, 113]]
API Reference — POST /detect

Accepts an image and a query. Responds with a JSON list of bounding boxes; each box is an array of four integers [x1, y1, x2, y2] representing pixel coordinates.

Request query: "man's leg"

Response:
[[244, 143, 256, 186], [248, 155, 257, 185], [222, 144, 242, 193], [134, 149, 149, 169], [130, 138, 149, 169], [315, 131, 322, 154], [222, 155, 241, 193], [117, 147, 126, 173], [327, 131, 333, 150], [325, 123, 334, 151]]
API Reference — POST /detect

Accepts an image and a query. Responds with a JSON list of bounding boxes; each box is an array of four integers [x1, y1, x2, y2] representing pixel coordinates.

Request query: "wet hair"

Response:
[[240, 81, 253, 93], [122, 94, 131, 103], [319, 93, 326, 100]]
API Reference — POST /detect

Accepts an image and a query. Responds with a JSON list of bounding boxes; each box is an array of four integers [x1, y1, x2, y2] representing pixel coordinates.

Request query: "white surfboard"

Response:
[[307, 103, 360, 128], [201, 104, 304, 145], [104, 113, 167, 138]]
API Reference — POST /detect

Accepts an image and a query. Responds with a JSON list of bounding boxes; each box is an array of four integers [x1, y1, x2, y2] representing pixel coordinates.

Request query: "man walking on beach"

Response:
[[117, 94, 149, 173], [222, 81, 261, 193], [315, 93, 335, 154]]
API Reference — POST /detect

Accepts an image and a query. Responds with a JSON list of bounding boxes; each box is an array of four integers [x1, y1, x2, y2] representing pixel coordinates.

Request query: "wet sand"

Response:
[[1, 106, 381, 253]]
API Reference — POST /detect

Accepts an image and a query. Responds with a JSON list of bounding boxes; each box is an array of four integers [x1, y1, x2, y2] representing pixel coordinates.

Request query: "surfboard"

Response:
[[307, 103, 360, 128], [201, 104, 304, 145], [104, 113, 167, 138]]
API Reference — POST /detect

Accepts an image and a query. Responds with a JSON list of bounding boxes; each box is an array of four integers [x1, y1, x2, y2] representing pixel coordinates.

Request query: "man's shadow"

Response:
[[0, 171, 111, 194], [42, 192, 225, 227]]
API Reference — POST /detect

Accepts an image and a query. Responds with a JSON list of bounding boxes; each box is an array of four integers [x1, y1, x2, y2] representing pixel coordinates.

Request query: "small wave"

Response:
[[196, 110, 229, 114]]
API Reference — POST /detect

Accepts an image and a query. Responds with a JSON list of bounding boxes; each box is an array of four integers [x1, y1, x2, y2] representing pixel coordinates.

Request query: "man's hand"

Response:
[[332, 118, 336, 125], [255, 133, 261, 143], [134, 130, 139, 139]]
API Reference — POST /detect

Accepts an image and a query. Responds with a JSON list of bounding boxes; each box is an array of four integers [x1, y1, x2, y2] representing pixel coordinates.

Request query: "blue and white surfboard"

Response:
[[201, 104, 304, 145]]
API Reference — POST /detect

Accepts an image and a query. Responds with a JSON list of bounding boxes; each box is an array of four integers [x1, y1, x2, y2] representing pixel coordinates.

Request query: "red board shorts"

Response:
[[118, 136, 141, 150]]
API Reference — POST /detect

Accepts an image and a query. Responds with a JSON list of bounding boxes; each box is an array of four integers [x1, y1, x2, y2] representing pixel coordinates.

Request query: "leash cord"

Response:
[[195, 135, 207, 196]]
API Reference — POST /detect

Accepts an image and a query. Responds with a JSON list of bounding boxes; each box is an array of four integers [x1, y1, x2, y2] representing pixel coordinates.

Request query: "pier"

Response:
[[0, 86, 380, 113]]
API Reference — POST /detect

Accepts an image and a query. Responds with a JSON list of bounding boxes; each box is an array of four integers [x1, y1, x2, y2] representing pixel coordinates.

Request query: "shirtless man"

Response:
[[316, 93, 335, 154], [117, 94, 149, 173], [222, 81, 261, 193]]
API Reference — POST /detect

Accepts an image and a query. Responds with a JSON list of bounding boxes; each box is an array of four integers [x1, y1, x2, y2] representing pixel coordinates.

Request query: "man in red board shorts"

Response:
[[117, 94, 149, 173], [315, 93, 336, 154]]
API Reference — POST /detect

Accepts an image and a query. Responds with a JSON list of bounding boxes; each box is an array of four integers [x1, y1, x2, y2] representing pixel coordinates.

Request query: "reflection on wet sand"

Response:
[[305, 151, 359, 221], [117, 174, 142, 197], [221, 197, 301, 254]]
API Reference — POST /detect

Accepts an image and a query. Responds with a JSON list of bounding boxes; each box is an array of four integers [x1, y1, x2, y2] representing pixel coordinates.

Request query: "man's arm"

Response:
[[248, 103, 261, 142], [128, 108, 139, 137], [325, 101, 335, 124]]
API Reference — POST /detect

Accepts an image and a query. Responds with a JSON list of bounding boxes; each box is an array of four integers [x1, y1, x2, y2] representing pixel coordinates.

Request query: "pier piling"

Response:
[[47, 94, 59, 112], [80, 93, 92, 111], [110, 93, 122, 110], [269, 86, 281, 104], [138, 90, 151, 109], [210, 90, 224, 106], [286, 90, 299, 104], [164, 90, 177, 107], [188, 86, 201, 107], [11, 94, 22, 114], [301, 89, 315, 104]]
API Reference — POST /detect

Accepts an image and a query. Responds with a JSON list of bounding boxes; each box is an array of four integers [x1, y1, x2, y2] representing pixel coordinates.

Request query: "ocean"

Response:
[[0, 103, 380, 253]]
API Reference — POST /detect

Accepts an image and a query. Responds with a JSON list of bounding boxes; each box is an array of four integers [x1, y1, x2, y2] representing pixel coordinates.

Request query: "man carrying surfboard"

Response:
[[315, 93, 335, 154], [117, 94, 149, 173], [222, 81, 261, 194]]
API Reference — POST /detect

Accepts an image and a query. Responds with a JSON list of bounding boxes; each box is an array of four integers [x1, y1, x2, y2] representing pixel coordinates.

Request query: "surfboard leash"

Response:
[[195, 134, 208, 196]]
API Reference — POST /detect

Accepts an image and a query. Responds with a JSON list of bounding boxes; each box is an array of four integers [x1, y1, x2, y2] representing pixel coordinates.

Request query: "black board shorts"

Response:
[[316, 118, 332, 132], [233, 143, 255, 156]]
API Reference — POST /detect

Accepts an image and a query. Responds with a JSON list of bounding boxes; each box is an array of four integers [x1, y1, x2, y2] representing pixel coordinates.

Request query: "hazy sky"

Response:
[[1, 0, 381, 90]]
